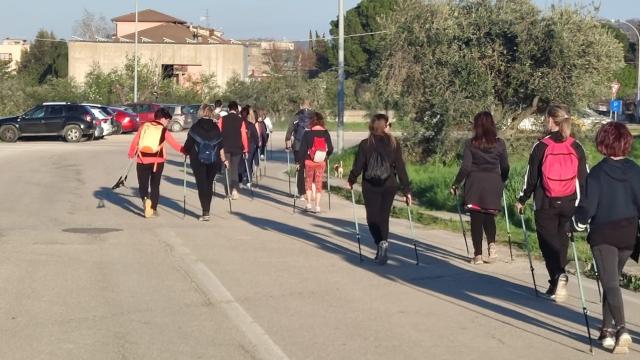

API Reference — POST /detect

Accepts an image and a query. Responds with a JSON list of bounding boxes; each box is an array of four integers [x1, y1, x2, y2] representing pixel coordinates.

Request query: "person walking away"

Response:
[[219, 101, 248, 200], [213, 99, 227, 121], [128, 108, 183, 218], [239, 105, 259, 185], [182, 105, 227, 221], [516, 104, 588, 302], [286, 100, 314, 198], [258, 109, 273, 160], [297, 112, 333, 213], [574, 122, 639, 353], [348, 114, 412, 265], [451, 111, 510, 264]]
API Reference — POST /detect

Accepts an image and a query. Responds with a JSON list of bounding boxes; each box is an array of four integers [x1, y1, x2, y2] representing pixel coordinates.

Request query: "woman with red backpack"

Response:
[[516, 104, 588, 302], [296, 112, 333, 213], [451, 111, 510, 265]]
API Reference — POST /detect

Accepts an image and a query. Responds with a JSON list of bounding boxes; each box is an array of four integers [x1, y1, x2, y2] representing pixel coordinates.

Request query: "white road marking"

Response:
[[159, 230, 290, 360]]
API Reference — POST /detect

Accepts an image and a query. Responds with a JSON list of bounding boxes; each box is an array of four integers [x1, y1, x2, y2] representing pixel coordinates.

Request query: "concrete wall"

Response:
[[68, 41, 247, 88], [0, 42, 29, 72]]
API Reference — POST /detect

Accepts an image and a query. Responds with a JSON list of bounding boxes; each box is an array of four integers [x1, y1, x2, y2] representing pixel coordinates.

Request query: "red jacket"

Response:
[[128, 122, 183, 164]]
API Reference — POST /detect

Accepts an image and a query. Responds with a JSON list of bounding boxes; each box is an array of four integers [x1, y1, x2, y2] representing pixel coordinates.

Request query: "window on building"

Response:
[[0, 53, 12, 62]]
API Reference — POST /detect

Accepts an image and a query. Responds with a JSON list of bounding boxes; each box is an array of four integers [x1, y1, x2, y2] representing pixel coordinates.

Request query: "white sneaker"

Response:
[[552, 274, 568, 303], [613, 328, 632, 354], [376, 241, 389, 265]]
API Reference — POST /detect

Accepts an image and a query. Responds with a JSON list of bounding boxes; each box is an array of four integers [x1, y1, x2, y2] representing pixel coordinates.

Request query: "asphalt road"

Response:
[[0, 131, 638, 359]]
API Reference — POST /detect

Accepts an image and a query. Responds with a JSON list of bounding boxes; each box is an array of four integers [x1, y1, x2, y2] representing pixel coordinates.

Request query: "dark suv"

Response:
[[0, 103, 98, 143]]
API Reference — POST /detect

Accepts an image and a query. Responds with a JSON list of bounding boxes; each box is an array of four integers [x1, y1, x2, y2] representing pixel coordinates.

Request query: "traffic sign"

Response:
[[610, 100, 623, 113]]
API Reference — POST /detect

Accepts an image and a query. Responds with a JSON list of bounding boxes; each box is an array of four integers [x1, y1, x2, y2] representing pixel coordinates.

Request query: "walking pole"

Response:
[[592, 258, 602, 303], [183, 155, 187, 219], [407, 204, 420, 265], [455, 192, 470, 257], [224, 166, 232, 214], [570, 230, 594, 354], [503, 190, 514, 262], [327, 158, 332, 210], [350, 189, 363, 262], [111, 157, 136, 190], [212, 175, 216, 214], [243, 157, 254, 199], [293, 166, 298, 214], [286, 149, 292, 195], [519, 209, 538, 297]]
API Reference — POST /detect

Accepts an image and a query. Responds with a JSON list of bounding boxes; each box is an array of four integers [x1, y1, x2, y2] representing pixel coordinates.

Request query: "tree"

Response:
[[328, 0, 399, 81], [18, 30, 68, 83], [378, 0, 624, 159], [72, 9, 114, 40]]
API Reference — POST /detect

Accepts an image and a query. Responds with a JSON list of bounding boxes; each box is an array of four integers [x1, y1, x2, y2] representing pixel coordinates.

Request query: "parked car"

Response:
[[107, 106, 139, 133], [0, 103, 97, 143], [83, 104, 114, 139], [163, 104, 200, 132], [125, 103, 163, 124]]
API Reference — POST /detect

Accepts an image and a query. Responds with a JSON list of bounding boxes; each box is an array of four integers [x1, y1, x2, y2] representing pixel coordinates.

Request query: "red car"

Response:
[[125, 103, 163, 124], [107, 106, 139, 133]]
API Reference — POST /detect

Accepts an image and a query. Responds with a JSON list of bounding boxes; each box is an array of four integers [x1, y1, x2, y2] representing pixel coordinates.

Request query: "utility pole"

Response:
[[134, 0, 139, 102], [614, 19, 640, 120], [337, 0, 345, 153]]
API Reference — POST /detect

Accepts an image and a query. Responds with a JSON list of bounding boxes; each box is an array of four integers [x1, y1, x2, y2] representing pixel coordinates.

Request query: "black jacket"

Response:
[[220, 112, 246, 154], [517, 131, 588, 210], [183, 118, 223, 166], [453, 138, 510, 210], [348, 135, 411, 195], [575, 157, 640, 249], [296, 127, 334, 165], [245, 120, 259, 149], [285, 108, 313, 151]]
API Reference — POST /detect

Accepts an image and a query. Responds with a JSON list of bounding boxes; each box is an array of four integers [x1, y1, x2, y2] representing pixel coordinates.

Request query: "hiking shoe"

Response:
[[199, 215, 211, 222], [613, 327, 632, 354], [231, 190, 239, 200], [260, 154, 265, 161], [144, 198, 153, 218], [488, 243, 498, 260], [598, 328, 616, 350], [552, 274, 569, 303], [543, 283, 557, 298], [376, 241, 389, 265], [305, 203, 312, 212], [469, 255, 483, 265], [315, 206, 321, 214]]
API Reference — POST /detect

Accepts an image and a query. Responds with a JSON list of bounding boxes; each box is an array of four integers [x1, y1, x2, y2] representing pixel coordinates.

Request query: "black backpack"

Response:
[[190, 132, 222, 165], [292, 109, 313, 151], [364, 148, 393, 186]]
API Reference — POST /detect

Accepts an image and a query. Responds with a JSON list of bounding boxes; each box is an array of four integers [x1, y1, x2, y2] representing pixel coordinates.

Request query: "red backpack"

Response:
[[541, 137, 578, 198], [309, 136, 328, 163]]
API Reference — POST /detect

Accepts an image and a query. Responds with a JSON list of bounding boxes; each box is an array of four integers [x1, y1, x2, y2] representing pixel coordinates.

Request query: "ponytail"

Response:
[[546, 104, 572, 140]]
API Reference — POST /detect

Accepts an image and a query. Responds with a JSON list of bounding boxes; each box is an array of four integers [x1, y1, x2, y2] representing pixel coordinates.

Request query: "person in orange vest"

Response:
[[128, 108, 184, 218]]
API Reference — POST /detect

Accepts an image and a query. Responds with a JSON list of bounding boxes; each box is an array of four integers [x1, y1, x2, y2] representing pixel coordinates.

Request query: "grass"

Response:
[[329, 133, 640, 291]]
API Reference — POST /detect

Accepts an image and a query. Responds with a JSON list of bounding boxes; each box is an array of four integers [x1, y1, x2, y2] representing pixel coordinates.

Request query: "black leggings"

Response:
[[469, 212, 496, 256], [363, 184, 396, 245], [293, 150, 305, 196], [592, 244, 632, 329], [136, 162, 164, 210], [191, 159, 220, 215]]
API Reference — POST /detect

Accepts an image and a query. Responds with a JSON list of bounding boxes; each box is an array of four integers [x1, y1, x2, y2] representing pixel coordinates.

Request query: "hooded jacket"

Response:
[[575, 157, 640, 249], [183, 118, 223, 166]]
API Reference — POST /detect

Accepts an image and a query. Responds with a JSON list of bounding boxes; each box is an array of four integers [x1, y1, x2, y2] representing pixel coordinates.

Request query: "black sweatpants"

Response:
[[191, 159, 220, 215], [534, 200, 574, 285], [363, 184, 396, 245], [470, 212, 496, 256], [293, 150, 305, 196], [260, 133, 269, 157], [224, 152, 242, 193], [592, 244, 632, 329], [239, 146, 259, 183], [136, 162, 164, 210]]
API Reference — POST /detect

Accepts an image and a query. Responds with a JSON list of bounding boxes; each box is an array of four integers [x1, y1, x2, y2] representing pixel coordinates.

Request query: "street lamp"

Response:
[[613, 19, 640, 103], [337, 0, 345, 154]]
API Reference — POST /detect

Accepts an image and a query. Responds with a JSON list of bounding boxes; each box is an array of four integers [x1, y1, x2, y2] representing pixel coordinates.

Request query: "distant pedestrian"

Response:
[[257, 109, 273, 160], [348, 114, 412, 265], [213, 99, 227, 120], [128, 108, 183, 218], [183, 104, 227, 221], [451, 111, 510, 264], [516, 104, 588, 302], [297, 112, 333, 213], [286, 100, 314, 198], [219, 101, 248, 200], [574, 122, 639, 353], [239, 105, 259, 185]]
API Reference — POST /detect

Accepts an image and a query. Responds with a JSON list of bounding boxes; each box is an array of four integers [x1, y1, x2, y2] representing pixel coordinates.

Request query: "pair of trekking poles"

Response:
[[454, 189, 599, 353]]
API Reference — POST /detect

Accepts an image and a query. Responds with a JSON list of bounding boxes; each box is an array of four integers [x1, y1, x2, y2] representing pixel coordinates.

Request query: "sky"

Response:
[[0, 0, 638, 42]]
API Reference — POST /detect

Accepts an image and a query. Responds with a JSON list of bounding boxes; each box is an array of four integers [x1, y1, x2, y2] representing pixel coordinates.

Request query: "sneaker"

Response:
[[315, 206, 321, 214], [488, 243, 498, 260], [305, 203, 312, 212], [151, 210, 159, 218], [143, 198, 153, 218], [598, 328, 616, 350], [469, 255, 483, 265], [543, 283, 557, 298], [376, 241, 389, 265], [260, 154, 265, 161], [552, 274, 569, 303], [198, 214, 211, 222], [613, 327, 632, 354], [231, 189, 239, 200]]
